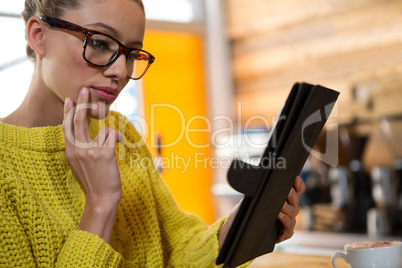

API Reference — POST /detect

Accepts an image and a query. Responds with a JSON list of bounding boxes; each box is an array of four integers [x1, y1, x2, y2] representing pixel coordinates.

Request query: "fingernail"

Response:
[[81, 87, 88, 95], [65, 97, 70, 105]]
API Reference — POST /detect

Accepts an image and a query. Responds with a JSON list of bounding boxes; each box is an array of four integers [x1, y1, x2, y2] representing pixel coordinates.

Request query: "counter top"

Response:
[[246, 230, 402, 267], [248, 252, 347, 268]]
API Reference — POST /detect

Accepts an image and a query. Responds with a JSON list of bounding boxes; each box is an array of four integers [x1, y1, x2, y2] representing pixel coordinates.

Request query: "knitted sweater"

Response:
[[0, 111, 226, 267]]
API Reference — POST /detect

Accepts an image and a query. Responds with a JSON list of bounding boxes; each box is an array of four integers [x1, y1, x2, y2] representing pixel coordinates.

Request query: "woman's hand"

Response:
[[63, 87, 123, 243], [218, 175, 305, 248], [276, 175, 305, 243]]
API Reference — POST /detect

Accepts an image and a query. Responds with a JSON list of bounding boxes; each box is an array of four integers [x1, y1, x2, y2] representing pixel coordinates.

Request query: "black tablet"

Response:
[[216, 82, 340, 267]]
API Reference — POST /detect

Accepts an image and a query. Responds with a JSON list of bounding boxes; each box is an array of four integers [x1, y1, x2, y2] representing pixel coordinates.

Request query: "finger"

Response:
[[294, 176, 305, 194], [93, 127, 110, 148], [276, 212, 295, 243], [63, 97, 76, 154], [281, 199, 299, 220], [287, 187, 299, 207], [286, 176, 304, 207], [104, 129, 123, 148], [74, 87, 91, 144]]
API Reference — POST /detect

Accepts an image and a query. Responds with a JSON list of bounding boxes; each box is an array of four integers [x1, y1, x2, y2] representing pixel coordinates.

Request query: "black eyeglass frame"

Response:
[[39, 16, 155, 80]]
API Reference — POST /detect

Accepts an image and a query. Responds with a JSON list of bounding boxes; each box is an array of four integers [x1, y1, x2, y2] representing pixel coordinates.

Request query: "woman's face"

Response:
[[41, 0, 146, 119]]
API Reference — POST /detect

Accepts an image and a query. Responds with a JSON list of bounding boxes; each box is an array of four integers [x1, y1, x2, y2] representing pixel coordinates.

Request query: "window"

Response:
[[0, 1, 32, 118], [143, 0, 200, 23]]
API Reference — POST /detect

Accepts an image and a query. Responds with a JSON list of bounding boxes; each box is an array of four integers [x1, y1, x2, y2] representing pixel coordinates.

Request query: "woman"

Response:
[[0, 0, 305, 266]]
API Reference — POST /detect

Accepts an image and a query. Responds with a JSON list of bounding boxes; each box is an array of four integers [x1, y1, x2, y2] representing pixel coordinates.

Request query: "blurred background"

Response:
[[2, 0, 402, 263]]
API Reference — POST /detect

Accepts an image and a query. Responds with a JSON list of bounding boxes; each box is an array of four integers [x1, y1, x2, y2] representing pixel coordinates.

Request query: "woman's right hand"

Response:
[[62, 87, 123, 243]]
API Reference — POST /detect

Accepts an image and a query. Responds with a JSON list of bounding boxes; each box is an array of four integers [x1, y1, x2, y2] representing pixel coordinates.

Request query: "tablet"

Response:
[[216, 82, 340, 267]]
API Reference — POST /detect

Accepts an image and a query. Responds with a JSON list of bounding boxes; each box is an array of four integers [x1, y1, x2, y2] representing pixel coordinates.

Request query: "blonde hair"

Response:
[[22, 0, 145, 61]]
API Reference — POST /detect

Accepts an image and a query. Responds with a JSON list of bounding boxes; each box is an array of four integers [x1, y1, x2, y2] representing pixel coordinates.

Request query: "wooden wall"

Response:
[[226, 0, 402, 168]]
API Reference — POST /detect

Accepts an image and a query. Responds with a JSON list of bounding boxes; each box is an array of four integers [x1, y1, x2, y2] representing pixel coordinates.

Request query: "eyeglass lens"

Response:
[[85, 34, 151, 79]]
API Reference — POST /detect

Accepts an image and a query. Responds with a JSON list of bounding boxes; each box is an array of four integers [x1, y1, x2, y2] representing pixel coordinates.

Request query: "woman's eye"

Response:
[[89, 38, 111, 51]]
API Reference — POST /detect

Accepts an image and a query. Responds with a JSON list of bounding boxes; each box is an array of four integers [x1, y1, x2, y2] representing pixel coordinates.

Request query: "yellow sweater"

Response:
[[0, 111, 225, 267]]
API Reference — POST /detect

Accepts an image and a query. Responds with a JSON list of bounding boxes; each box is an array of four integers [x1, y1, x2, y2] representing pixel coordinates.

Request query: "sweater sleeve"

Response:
[[0, 166, 36, 267], [145, 161, 226, 267], [109, 115, 222, 266], [0, 162, 123, 267], [133, 127, 249, 267], [55, 229, 123, 267], [142, 145, 252, 268]]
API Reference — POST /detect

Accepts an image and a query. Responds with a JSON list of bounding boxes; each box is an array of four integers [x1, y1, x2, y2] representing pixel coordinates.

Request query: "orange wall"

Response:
[[142, 30, 215, 224]]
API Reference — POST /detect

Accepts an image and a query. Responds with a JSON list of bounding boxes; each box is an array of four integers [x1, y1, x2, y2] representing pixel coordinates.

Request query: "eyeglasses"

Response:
[[40, 16, 155, 80]]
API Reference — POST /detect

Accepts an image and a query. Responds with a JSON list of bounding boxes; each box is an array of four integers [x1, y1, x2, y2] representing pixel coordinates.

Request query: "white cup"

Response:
[[331, 241, 402, 268]]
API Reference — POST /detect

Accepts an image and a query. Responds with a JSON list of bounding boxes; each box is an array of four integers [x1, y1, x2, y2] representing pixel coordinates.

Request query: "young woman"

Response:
[[0, 0, 305, 266]]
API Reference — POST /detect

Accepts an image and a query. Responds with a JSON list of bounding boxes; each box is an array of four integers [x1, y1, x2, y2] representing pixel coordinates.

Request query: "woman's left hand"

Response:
[[276, 175, 305, 243]]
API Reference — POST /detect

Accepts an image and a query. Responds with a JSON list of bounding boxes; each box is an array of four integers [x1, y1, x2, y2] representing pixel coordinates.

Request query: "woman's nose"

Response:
[[103, 54, 128, 79]]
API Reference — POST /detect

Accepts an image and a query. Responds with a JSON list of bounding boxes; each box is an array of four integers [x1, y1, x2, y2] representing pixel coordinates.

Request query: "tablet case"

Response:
[[216, 82, 340, 267]]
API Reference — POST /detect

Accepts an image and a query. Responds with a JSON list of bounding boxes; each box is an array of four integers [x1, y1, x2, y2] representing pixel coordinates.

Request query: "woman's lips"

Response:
[[91, 86, 118, 102]]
